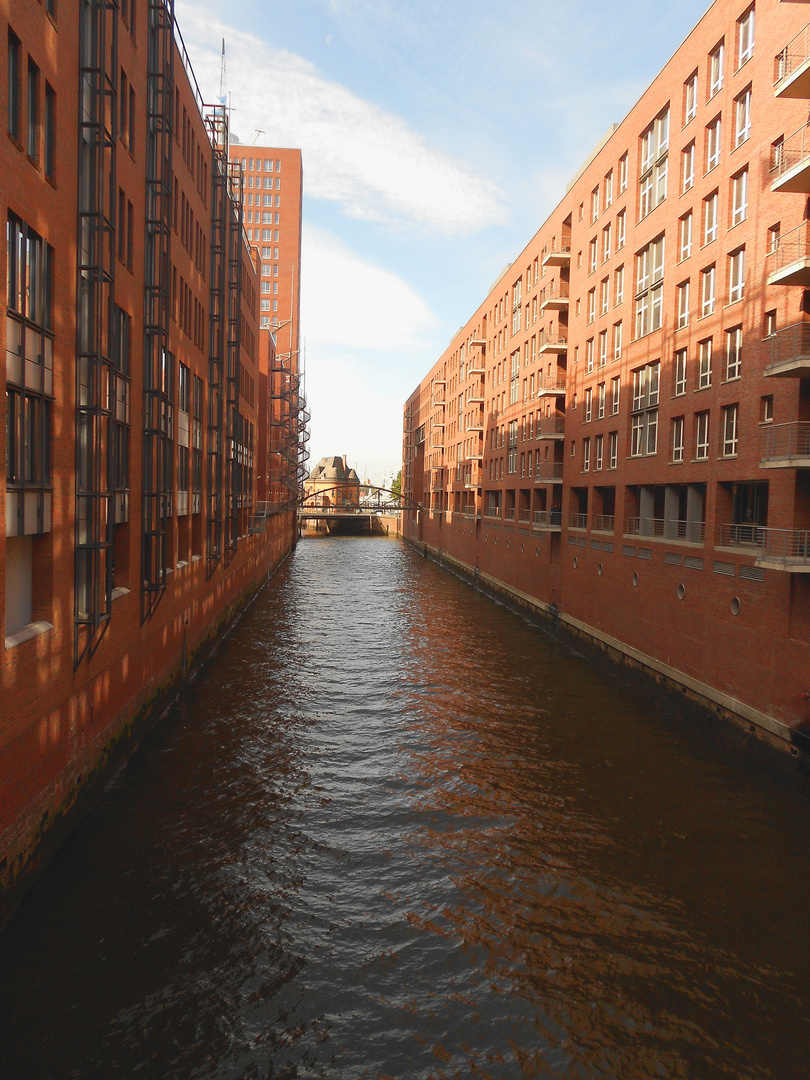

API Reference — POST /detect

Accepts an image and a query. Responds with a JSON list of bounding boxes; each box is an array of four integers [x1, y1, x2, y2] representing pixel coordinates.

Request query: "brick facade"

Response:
[[0, 0, 303, 925], [403, 0, 810, 752]]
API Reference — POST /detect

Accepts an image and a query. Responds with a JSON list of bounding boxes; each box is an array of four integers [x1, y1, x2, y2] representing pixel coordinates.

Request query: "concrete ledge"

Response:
[[5, 621, 53, 650], [408, 536, 806, 756]]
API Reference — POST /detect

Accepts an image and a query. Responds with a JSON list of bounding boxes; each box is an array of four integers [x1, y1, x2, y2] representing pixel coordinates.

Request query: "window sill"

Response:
[[6, 620, 53, 650]]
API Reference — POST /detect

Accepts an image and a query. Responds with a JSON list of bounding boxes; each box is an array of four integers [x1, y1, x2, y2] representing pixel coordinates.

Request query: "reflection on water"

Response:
[[1, 537, 809, 1079]]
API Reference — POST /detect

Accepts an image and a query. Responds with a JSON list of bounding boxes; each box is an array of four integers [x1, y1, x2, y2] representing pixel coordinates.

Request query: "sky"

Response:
[[175, 0, 713, 485]]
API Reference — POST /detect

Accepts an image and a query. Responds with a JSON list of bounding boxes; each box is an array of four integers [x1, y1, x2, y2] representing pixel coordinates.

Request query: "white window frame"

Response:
[[672, 416, 685, 462], [704, 192, 718, 245], [675, 348, 687, 395], [613, 321, 623, 362], [617, 209, 626, 249], [729, 248, 745, 304], [732, 169, 748, 226], [677, 281, 690, 329], [682, 143, 695, 193], [722, 403, 739, 456], [619, 153, 629, 193], [698, 338, 713, 388], [726, 326, 742, 380], [735, 88, 751, 147], [695, 411, 710, 460], [615, 265, 624, 305], [609, 431, 618, 469], [707, 118, 722, 171], [684, 72, 698, 125], [680, 212, 692, 261], [709, 41, 724, 98], [738, 8, 754, 68], [611, 375, 621, 414]]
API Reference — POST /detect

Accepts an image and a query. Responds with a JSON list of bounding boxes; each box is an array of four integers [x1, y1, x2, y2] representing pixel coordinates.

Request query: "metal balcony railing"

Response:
[[538, 332, 568, 350], [538, 375, 567, 393], [626, 517, 705, 543], [766, 222, 810, 276], [593, 514, 615, 533], [535, 462, 565, 481], [518, 508, 532, 523], [570, 513, 588, 529], [536, 416, 565, 437], [504, 507, 516, 521], [774, 23, 810, 89], [533, 509, 562, 528], [484, 505, 502, 519], [770, 120, 810, 181], [766, 321, 810, 372], [720, 523, 810, 566], [762, 421, 810, 461]]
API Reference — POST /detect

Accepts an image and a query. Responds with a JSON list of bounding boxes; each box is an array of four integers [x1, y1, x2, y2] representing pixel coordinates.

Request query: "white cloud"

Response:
[[301, 226, 437, 351], [175, 2, 505, 234]]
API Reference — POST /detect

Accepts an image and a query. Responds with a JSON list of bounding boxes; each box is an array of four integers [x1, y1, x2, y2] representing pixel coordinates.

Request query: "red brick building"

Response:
[[227, 144, 307, 507], [0, 0, 304, 924], [404, 0, 810, 754]]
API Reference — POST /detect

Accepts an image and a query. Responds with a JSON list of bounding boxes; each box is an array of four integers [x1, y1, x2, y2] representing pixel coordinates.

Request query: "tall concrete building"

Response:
[[0, 0, 302, 926], [404, 0, 810, 757]]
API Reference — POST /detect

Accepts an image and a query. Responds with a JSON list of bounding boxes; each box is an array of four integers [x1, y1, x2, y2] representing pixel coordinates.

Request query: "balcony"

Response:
[[764, 322, 810, 377], [466, 391, 485, 404], [462, 505, 480, 519], [538, 333, 568, 355], [504, 507, 516, 522], [483, 506, 502, 520], [766, 222, 810, 286], [518, 508, 532, 524], [770, 121, 810, 192], [719, 524, 810, 571], [593, 515, 615, 533], [774, 23, 810, 97], [626, 517, 706, 544], [532, 509, 562, 532], [540, 282, 570, 312], [465, 414, 485, 432], [761, 421, 810, 467], [542, 245, 571, 269], [536, 416, 565, 439], [534, 462, 564, 484], [569, 513, 588, 530], [536, 374, 567, 398]]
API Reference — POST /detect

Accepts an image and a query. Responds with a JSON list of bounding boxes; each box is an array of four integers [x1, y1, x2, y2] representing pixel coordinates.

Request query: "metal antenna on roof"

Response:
[[252, 129, 265, 144], [219, 38, 226, 102]]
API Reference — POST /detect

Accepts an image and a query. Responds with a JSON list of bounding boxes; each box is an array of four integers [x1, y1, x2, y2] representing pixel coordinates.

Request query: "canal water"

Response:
[[2, 537, 810, 1080]]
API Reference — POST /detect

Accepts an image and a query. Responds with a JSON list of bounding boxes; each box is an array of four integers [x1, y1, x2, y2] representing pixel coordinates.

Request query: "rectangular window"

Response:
[[732, 168, 748, 226], [638, 107, 669, 220], [599, 329, 608, 366], [600, 277, 609, 315], [26, 58, 38, 160], [617, 209, 626, 249], [634, 236, 664, 338], [684, 71, 698, 125], [583, 437, 591, 472], [589, 237, 598, 274], [698, 338, 713, 388], [700, 266, 715, 317], [619, 153, 628, 193], [735, 88, 751, 147], [722, 403, 739, 456], [8, 31, 20, 141], [695, 411, 710, 459], [602, 223, 611, 263], [598, 381, 606, 419], [677, 281, 690, 328], [614, 264, 624, 305], [738, 7, 754, 68], [729, 248, 745, 303], [591, 187, 599, 223], [613, 321, 623, 362], [672, 416, 685, 462], [630, 361, 660, 456], [703, 192, 718, 245], [682, 142, 695, 192], [588, 288, 596, 323], [44, 83, 55, 179], [680, 212, 692, 260], [585, 387, 593, 422], [675, 348, 687, 395], [604, 170, 613, 210], [595, 433, 604, 471], [726, 325, 742, 379], [706, 118, 722, 171], [609, 431, 618, 469], [611, 375, 621, 414], [709, 41, 724, 98], [586, 337, 594, 372]]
